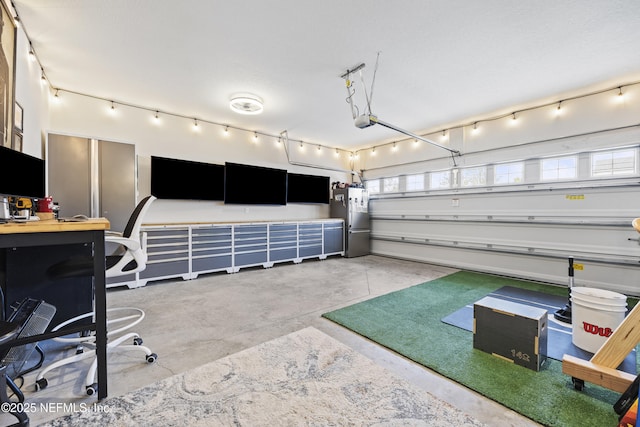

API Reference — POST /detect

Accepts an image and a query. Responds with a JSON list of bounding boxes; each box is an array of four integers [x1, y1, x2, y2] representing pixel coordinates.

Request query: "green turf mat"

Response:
[[323, 271, 627, 427]]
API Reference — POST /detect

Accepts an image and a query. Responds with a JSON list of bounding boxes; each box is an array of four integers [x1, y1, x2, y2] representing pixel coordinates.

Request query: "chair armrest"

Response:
[[105, 235, 141, 251], [105, 230, 123, 237]]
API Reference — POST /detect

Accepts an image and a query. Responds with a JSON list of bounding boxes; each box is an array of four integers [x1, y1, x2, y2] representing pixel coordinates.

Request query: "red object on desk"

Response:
[[36, 196, 53, 212]]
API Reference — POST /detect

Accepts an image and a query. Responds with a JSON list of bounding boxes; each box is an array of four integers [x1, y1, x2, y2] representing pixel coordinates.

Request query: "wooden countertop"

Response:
[[0, 218, 110, 234], [141, 218, 344, 227]]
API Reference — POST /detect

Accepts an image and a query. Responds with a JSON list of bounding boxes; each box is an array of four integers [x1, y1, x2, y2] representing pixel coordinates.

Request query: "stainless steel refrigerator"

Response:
[[330, 187, 370, 257]]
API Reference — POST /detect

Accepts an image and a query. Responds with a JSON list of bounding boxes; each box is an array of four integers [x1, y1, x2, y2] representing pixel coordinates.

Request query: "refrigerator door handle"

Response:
[[349, 229, 371, 234]]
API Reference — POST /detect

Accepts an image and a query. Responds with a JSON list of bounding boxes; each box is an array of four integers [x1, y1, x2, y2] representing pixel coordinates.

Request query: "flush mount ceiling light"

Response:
[[229, 94, 264, 115]]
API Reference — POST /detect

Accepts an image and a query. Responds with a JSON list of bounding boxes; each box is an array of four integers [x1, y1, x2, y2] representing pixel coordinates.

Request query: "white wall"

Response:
[[355, 84, 640, 176], [14, 21, 50, 158], [44, 92, 352, 224]]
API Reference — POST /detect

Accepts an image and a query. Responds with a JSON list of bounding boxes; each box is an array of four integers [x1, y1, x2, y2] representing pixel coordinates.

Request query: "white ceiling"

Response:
[[12, 0, 640, 151]]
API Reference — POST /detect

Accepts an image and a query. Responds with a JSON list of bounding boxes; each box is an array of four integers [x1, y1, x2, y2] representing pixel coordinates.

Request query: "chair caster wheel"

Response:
[[35, 378, 48, 391], [86, 383, 98, 396], [146, 353, 158, 363], [133, 337, 143, 346], [572, 377, 584, 391]]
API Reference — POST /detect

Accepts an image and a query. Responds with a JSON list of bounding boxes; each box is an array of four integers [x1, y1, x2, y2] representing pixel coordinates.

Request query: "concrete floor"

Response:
[[14, 255, 540, 426]]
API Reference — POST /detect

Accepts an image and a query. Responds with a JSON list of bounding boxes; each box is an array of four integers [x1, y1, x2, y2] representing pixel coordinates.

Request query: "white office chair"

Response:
[[37, 196, 158, 395], [47, 195, 156, 280]]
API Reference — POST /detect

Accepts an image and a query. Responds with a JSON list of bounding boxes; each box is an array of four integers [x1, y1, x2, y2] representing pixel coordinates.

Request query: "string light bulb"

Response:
[[616, 86, 625, 103], [253, 131, 258, 142], [554, 101, 563, 116], [28, 43, 35, 60], [223, 125, 229, 135], [509, 112, 518, 126]]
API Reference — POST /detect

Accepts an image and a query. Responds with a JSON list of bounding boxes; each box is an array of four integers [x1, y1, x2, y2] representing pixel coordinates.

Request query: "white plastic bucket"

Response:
[[571, 287, 627, 353]]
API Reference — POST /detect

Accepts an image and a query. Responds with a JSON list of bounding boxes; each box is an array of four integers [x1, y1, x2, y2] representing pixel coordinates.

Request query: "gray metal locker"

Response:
[[47, 133, 136, 233]]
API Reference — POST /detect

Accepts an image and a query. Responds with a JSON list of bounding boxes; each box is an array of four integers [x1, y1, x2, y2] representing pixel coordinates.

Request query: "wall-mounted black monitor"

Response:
[[287, 173, 330, 204], [151, 156, 224, 200], [224, 162, 287, 205], [0, 146, 45, 198]]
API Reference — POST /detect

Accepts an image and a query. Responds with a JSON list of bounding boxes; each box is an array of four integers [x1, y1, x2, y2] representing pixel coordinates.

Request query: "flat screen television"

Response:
[[224, 162, 287, 205], [0, 146, 45, 198], [287, 173, 330, 204], [151, 156, 224, 200]]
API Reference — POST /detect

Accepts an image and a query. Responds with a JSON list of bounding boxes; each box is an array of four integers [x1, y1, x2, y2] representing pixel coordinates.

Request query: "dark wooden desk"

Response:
[[0, 218, 110, 399]]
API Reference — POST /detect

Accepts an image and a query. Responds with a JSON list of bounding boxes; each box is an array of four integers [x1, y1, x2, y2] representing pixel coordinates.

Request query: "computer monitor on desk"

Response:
[[0, 146, 46, 220]]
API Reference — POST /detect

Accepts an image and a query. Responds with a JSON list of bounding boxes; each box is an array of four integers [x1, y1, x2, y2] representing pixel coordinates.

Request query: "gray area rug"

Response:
[[41, 327, 485, 426]]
